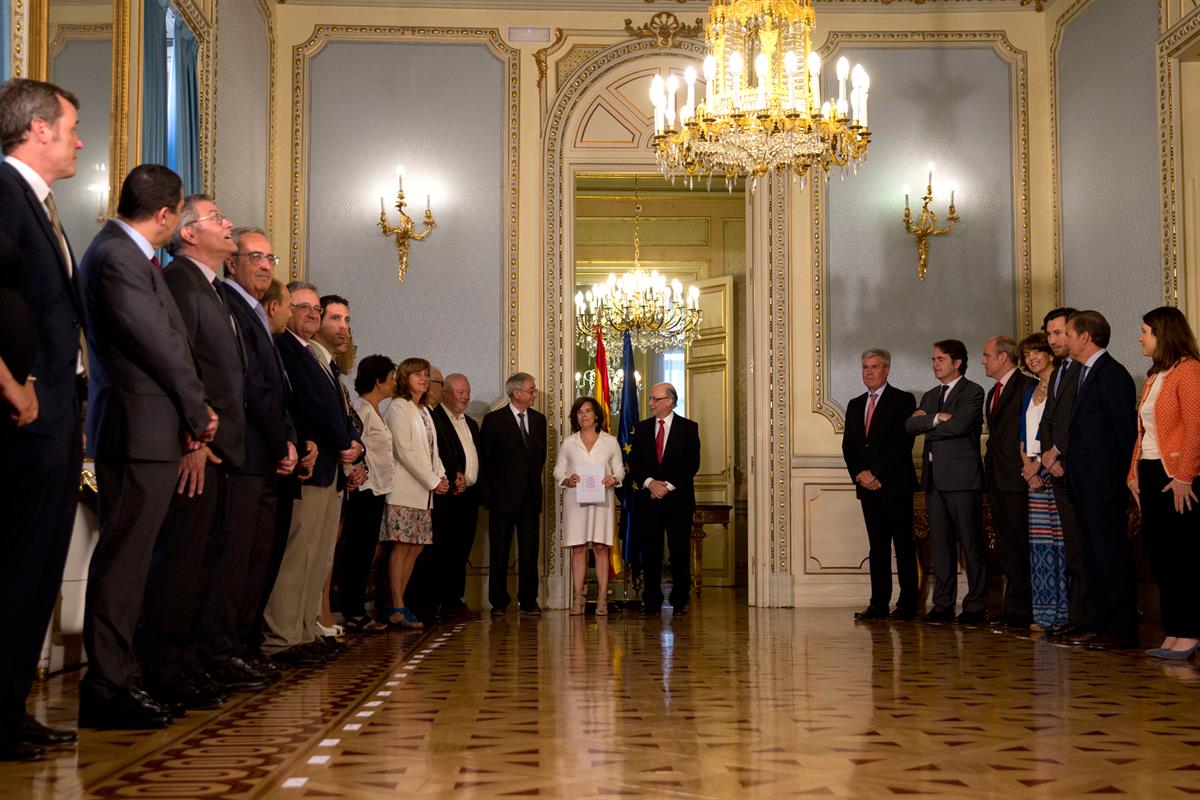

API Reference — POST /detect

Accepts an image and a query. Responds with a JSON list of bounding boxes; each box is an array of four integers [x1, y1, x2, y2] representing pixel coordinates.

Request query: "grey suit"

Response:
[[906, 377, 987, 615], [80, 220, 208, 702]]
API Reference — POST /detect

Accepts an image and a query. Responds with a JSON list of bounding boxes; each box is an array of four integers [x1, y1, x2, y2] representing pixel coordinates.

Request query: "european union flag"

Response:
[[617, 332, 641, 576]]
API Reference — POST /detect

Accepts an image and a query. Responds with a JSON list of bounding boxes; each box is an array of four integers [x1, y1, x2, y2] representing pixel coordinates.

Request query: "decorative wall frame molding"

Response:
[[288, 24, 520, 375], [47, 22, 112, 60], [172, 0, 218, 196], [809, 30, 1032, 432], [1049, 0, 1095, 310], [622, 11, 704, 49], [253, 0, 277, 240], [1157, 2, 1200, 308]]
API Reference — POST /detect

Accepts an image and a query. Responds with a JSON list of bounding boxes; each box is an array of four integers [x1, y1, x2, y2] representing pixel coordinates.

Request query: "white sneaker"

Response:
[[316, 621, 344, 638]]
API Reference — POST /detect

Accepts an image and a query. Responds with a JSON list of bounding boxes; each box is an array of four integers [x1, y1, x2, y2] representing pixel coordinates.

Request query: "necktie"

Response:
[[150, 254, 162, 272], [1078, 364, 1090, 388], [990, 382, 1002, 416], [937, 384, 949, 411], [518, 411, 529, 448], [864, 392, 878, 435], [656, 419, 666, 464], [43, 190, 72, 275]]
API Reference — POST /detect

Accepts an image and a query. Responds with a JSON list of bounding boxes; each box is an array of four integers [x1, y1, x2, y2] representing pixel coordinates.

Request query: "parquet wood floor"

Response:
[[8, 591, 1200, 798]]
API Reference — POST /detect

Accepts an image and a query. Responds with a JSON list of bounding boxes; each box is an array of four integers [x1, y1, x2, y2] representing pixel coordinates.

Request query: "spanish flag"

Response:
[[593, 326, 610, 422]]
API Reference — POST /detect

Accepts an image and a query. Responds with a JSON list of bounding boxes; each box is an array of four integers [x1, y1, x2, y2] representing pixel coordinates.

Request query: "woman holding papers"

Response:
[[554, 396, 624, 616]]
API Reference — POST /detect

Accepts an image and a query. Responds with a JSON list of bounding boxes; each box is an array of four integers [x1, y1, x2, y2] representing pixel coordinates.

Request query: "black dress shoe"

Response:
[[205, 659, 271, 692], [243, 653, 283, 677], [518, 604, 543, 617], [854, 606, 888, 621], [672, 605, 689, 617], [1086, 634, 1140, 651], [271, 645, 327, 668], [924, 608, 955, 623], [490, 607, 508, 619], [15, 714, 77, 746], [1046, 623, 1084, 640], [79, 690, 173, 730], [642, 607, 662, 617], [313, 635, 346, 655], [956, 611, 987, 626], [0, 729, 44, 761], [147, 678, 226, 711], [888, 608, 918, 621], [1064, 630, 1099, 646]]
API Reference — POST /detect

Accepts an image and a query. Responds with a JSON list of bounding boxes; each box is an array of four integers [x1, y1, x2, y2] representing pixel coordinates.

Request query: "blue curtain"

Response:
[[171, 16, 200, 194], [141, 0, 169, 167]]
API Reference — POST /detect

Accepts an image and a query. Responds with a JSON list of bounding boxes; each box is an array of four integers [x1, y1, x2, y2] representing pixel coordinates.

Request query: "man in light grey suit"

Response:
[[905, 339, 987, 625]]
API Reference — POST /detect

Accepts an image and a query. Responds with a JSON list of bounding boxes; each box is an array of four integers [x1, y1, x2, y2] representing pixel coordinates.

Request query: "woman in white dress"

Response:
[[381, 357, 449, 628], [554, 397, 624, 615]]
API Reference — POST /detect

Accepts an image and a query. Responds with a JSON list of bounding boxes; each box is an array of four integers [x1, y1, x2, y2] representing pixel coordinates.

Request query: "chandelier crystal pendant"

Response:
[[575, 180, 703, 356], [650, 0, 872, 188]]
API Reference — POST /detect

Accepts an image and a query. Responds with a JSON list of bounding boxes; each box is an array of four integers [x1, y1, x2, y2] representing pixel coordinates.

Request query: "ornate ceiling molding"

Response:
[[623, 12, 704, 48]]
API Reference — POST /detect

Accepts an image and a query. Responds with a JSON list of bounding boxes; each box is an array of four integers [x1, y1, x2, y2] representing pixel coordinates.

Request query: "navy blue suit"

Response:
[[274, 331, 357, 489], [1064, 351, 1138, 640], [0, 160, 85, 729]]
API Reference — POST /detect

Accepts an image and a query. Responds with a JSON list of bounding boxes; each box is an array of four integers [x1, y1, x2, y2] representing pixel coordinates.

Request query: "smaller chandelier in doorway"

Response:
[[649, 0, 872, 187], [575, 180, 703, 355]]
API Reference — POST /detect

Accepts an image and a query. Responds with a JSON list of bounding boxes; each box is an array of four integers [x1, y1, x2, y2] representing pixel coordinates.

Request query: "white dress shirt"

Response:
[[447, 408, 479, 486]]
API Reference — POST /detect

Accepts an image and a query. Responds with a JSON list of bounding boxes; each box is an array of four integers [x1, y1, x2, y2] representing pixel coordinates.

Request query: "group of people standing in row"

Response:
[[844, 306, 1200, 658], [0, 77, 703, 763]]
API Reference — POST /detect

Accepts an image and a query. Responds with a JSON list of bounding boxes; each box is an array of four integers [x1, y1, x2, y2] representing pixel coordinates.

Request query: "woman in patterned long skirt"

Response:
[[1017, 333, 1068, 632]]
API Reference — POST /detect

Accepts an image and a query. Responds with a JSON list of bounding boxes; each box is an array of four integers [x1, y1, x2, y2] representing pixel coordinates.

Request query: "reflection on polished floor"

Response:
[[9, 589, 1200, 798]]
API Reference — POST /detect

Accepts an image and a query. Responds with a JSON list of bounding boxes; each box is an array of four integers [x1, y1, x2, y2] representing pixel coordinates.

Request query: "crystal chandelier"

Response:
[[575, 181, 703, 355], [650, 0, 872, 187]]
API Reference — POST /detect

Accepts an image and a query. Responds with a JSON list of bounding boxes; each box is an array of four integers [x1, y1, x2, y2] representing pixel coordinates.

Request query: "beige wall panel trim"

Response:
[[810, 30, 1032, 435], [288, 24, 520, 374], [1161, 1, 1200, 41], [1159, 5, 1200, 309], [173, 0, 217, 194], [253, 0, 277, 240], [1049, 0, 1095, 310], [803, 483, 870, 573]]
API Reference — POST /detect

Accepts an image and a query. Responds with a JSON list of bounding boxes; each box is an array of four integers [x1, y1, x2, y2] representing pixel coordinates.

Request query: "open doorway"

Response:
[[572, 172, 748, 589]]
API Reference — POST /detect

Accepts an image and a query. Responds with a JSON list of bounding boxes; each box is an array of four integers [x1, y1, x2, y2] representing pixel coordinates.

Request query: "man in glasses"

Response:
[[194, 227, 298, 689], [480, 372, 547, 617], [139, 195, 247, 711], [628, 383, 701, 617], [263, 282, 362, 666]]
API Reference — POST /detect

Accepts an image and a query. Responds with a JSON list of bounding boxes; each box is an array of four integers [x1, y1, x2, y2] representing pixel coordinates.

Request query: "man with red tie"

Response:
[[628, 383, 701, 617], [982, 336, 1037, 630], [841, 349, 919, 621]]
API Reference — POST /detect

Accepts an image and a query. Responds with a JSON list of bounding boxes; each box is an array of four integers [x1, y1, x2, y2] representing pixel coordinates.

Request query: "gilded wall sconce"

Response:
[[378, 173, 436, 283], [902, 163, 959, 281]]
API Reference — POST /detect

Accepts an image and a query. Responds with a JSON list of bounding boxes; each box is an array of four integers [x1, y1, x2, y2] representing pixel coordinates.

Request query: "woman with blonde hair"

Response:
[[381, 357, 449, 628], [1128, 307, 1200, 659], [553, 396, 623, 615]]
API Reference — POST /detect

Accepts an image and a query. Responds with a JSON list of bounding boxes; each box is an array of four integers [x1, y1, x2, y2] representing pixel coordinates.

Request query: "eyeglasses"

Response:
[[291, 302, 323, 315], [187, 211, 228, 227], [237, 251, 280, 266], [519, 386, 538, 394], [648, 395, 670, 403]]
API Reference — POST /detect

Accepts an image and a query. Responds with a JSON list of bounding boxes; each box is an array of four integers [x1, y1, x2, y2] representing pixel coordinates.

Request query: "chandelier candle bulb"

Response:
[[684, 66, 697, 123], [666, 74, 680, 130], [703, 55, 716, 110], [903, 185, 910, 209], [808, 51, 822, 110], [836, 56, 849, 108], [784, 50, 798, 110], [755, 53, 769, 109]]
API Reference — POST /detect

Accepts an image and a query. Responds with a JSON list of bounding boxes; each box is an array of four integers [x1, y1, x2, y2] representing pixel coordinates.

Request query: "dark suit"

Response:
[[984, 370, 1037, 624], [201, 282, 296, 662], [906, 377, 986, 615], [628, 413, 701, 612], [0, 161, 85, 730], [80, 220, 209, 703], [480, 404, 547, 611], [1038, 359, 1091, 627], [1063, 351, 1138, 640], [432, 404, 482, 611], [842, 384, 919, 613]]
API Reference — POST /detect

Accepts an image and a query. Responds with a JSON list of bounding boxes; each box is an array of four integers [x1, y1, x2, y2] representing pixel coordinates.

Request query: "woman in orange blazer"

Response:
[[1128, 306, 1200, 660]]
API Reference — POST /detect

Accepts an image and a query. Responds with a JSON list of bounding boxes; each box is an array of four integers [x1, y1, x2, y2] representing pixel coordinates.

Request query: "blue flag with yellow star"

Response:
[[617, 332, 640, 575]]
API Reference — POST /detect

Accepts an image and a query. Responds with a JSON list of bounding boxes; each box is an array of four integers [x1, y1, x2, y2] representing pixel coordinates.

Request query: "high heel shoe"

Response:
[[569, 593, 585, 616], [594, 599, 608, 617], [1154, 641, 1200, 660]]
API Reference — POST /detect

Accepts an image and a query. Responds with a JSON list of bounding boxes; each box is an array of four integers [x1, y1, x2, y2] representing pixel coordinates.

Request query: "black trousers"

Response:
[[246, 477, 293, 654], [408, 495, 481, 616], [637, 492, 693, 611], [142, 463, 224, 684], [1074, 495, 1138, 640], [335, 489, 386, 618], [926, 483, 987, 615], [83, 459, 178, 702], [197, 472, 269, 663], [487, 500, 540, 610], [1051, 478, 1093, 627], [858, 490, 918, 612], [0, 420, 81, 727], [1139, 460, 1200, 638], [988, 483, 1032, 623]]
